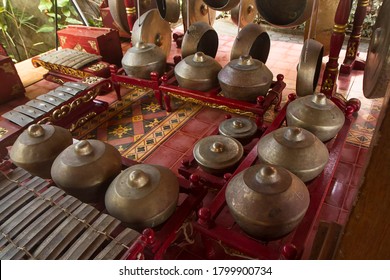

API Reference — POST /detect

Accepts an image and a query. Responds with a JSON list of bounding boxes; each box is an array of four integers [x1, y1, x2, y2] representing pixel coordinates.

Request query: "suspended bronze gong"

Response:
[[231, 0, 258, 28], [363, 0, 390, 99], [230, 23, 270, 63], [108, 0, 130, 34], [156, 0, 180, 23], [132, 9, 172, 57], [296, 39, 324, 97], [304, 0, 338, 56], [255, 0, 315, 28], [108, 0, 156, 34], [181, 22, 219, 58], [182, 0, 216, 31], [203, 0, 240, 11]]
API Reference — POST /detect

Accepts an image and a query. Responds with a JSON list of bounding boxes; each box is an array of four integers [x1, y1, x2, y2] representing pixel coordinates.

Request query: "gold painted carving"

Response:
[[118, 82, 137, 90], [32, 60, 92, 79], [87, 63, 107, 72], [11, 84, 24, 96], [88, 40, 98, 52], [49, 76, 65, 84], [82, 76, 104, 84], [0, 62, 15, 74], [59, 36, 67, 46], [346, 42, 357, 58], [69, 112, 97, 132], [38, 89, 99, 125], [126, 7, 136, 14], [74, 43, 85, 52], [333, 24, 347, 33], [167, 92, 256, 118], [0, 127, 8, 138], [322, 75, 334, 91]]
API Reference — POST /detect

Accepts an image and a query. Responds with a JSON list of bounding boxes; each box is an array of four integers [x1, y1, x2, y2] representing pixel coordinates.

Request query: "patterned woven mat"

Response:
[[72, 87, 202, 161]]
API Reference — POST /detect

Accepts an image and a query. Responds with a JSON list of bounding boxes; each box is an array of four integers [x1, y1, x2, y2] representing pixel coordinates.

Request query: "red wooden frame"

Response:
[[121, 92, 360, 260]]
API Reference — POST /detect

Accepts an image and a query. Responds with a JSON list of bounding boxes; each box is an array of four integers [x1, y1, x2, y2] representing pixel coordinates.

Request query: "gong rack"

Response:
[[109, 56, 285, 128], [109, 56, 182, 105], [120, 93, 361, 260], [0, 94, 360, 260], [0, 78, 111, 156]]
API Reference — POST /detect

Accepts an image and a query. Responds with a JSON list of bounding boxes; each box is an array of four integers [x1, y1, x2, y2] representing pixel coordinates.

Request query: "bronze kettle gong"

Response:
[[121, 41, 166, 79], [286, 92, 345, 142], [193, 134, 244, 174], [257, 126, 329, 182], [105, 164, 180, 229], [10, 124, 73, 179], [51, 139, 122, 203], [174, 52, 222, 91], [218, 55, 273, 102], [218, 117, 257, 145], [226, 164, 310, 240]]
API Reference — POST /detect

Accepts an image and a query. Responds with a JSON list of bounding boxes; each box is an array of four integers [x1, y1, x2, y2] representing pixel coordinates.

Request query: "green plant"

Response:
[[348, 0, 383, 37], [37, 0, 83, 33], [0, 0, 39, 61]]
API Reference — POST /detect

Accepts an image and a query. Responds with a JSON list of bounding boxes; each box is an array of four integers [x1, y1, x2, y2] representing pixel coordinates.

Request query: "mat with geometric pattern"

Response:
[[73, 88, 202, 162]]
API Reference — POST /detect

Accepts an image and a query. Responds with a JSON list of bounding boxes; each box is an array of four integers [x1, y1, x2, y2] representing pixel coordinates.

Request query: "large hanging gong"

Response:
[[231, 0, 258, 28], [108, 0, 131, 34], [255, 0, 315, 28], [182, 0, 216, 31], [203, 0, 240, 11], [156, 0, 180, 23], [363, 0, 390, 99], [304, 0, 338, 56], [132, 9, 172, 57], [108, 0, 156, 34], [230, 23, 270, 63], [296, 39, 324, 97], [181, 22, 219, 58]]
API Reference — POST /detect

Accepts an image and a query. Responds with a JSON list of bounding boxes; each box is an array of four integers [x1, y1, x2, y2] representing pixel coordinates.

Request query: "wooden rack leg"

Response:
[[321, 0, 352, 97], [340, 0, 369, 74]]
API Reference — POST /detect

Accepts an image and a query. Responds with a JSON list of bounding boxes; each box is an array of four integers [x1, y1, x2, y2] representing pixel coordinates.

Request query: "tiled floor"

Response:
[[0, 17, 381, 259]]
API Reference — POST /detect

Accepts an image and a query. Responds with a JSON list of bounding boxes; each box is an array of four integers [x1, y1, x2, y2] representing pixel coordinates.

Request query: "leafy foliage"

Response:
[[0, 0, 39, 61], [37, 0, 83, 33], [347, 0, 383, 38]]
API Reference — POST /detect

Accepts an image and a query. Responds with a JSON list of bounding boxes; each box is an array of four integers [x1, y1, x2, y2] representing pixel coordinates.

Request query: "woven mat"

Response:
[[72, 87, 202, 161]]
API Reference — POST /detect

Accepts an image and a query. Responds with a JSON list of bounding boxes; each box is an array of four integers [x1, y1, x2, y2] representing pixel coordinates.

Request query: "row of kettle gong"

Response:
[[10, 90, 344, 240], [193, 91, 345, 179], [10, 124, 180, 230], [121, 41, 274, 103], [191, 92, 345, 240]]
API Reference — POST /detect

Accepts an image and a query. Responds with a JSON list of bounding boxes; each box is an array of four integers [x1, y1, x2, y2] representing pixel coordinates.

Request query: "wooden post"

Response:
[[340, 0, 369, 74], [124, 0, 137, 31], [320, 0, 352, 97]]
